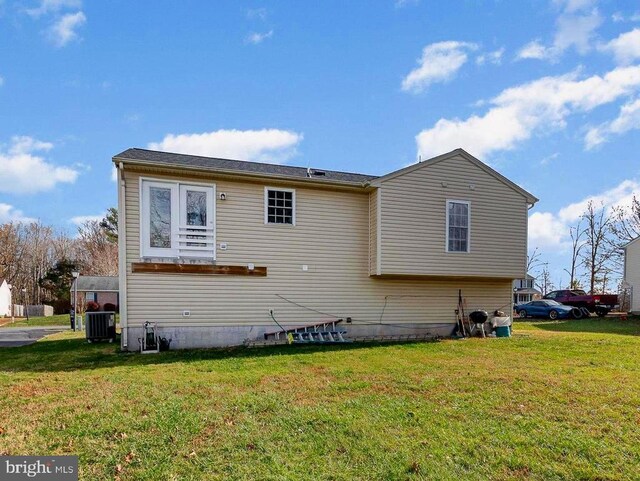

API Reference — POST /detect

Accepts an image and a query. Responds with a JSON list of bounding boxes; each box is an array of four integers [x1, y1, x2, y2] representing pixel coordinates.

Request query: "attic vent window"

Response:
[[265, 187, 295, 225]]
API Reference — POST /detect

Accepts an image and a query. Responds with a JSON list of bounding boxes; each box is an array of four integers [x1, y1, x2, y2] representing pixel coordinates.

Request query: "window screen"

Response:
[[267, 189, 294, 224]]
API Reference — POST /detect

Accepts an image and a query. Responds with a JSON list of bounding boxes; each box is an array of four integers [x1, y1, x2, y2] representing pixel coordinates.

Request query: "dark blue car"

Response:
[[516, 300, 575, 320]]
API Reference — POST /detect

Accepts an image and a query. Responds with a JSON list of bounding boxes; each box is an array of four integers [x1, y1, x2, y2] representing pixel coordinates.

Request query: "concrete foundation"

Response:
[[122, 322, 457, 352]]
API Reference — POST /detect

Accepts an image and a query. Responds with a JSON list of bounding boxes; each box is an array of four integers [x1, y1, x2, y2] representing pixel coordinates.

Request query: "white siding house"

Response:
[[513, 274, 542, 304], [114, 148, 538, 350], [623, 237, 640, 314], [0, 279, 12, 317]]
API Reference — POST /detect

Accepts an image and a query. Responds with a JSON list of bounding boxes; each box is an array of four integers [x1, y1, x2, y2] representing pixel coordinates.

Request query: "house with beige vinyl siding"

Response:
[[114, 147, 538, 351], [623, 237, 640, 314]]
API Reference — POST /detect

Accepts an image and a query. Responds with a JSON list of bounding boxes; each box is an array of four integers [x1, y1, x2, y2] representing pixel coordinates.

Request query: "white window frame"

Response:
[[445, 199, 471, 253], [85, 292, 97, 302], [264, 187, 296, 226], [140, 177, 216, 259]]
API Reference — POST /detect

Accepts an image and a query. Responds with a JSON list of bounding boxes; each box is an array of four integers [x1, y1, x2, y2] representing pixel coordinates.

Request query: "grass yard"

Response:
[[0, 314, 70, 328], [0, 318, 639, 480]]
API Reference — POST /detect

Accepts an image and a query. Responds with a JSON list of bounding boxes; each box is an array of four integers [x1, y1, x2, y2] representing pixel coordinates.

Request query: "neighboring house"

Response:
[[0, 279, 11, 317], [114, 147, 538, 350], [623, 237, 640, 314], [73, 276, 119, 311], [513, 274, 542, 304]]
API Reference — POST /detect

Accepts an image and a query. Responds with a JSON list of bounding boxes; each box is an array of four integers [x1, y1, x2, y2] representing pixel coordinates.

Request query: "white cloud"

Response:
[[0, 136, 79, 194], [246, 8, 267, 20], [25, 0, 81, 17], [401, 41, 478, 93], [47, 11, 86, 47], [516, 1, 602, 61], [416, 65, 640, 159], [395, 0, 419, 7], [529, 212, 569, 248], [558, 179, 640, 223], [111, 165, 117, 182], [475, 47, 505, 65], [148, 129, 304, 163], [70, 214, 104, 225], [529, 179, 640, 249], [612, 12, 625, 23], [599, 28, 640, 65], [585, 98, 640, 149], [0, 76, 4, 87], [245, 30, 273, 45], [539, 152, 559, 165], [553, 8, 601, 54], [611, 11, 640, 23], [517, 40, 549, 60], [0, 204, 36, 224]]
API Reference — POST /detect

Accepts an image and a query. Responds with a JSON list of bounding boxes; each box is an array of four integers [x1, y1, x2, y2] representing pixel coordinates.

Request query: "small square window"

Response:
[[265, 188, 295, 225]]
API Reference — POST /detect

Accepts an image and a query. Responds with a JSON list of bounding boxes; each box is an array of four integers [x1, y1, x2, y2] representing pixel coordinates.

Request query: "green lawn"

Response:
[[0, 313, 70, 328], [0, 318, 638, 480]]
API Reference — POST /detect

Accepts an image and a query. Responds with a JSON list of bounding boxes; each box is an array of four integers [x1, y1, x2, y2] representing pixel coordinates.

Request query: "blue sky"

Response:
[[1, 0, 640, 287]]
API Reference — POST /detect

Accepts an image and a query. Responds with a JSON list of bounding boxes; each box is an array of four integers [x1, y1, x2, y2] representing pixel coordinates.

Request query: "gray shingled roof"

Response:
[[76, 276, 119, 292], [114, 148, 378, 185]]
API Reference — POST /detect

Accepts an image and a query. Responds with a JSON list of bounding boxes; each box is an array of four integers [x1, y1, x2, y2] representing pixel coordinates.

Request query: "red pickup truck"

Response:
[[542, 290, 618, 316]]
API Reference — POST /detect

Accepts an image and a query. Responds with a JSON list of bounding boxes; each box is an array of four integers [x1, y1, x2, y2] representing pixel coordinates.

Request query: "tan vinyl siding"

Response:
[[378, 153, 528, 278], [123, 168, 512, 328], [369, 190, 379, 276], [625, 240, 640, 313]]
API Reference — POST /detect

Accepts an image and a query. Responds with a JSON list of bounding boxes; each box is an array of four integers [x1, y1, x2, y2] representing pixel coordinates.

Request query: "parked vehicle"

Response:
[[542, 289, 618, 317], [516, 300, 576, 320]]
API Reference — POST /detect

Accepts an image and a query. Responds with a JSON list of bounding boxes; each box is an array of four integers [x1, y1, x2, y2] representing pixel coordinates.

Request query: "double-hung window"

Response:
[[264, 187, 295, 225], [140, 179, 215, 259], [446, 200, 470, 253]]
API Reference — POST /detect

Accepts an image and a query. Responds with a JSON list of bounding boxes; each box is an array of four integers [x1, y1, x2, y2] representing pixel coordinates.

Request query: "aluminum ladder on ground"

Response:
[[289, 330, 350, 344], [263, 318, 351, 344]]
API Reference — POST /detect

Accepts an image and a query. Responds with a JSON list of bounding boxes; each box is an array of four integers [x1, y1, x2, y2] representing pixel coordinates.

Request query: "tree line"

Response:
[[529, 197, 640, 299], [0, 208, 118, 313]]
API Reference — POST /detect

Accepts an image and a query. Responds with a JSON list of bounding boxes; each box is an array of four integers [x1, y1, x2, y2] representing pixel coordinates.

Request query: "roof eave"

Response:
[[113, 156, 375, 190]]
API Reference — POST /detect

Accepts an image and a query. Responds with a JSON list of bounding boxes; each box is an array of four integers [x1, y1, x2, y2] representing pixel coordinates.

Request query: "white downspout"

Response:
[[117, 161, 128, 349]]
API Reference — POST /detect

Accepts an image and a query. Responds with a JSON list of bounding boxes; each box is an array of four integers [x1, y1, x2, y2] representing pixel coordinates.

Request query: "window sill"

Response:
[[138, 256, 216, 265]]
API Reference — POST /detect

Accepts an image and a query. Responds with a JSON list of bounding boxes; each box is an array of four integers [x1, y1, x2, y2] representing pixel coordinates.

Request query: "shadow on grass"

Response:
[[0, 334, 442, 374], [515, 316, 640, 336]]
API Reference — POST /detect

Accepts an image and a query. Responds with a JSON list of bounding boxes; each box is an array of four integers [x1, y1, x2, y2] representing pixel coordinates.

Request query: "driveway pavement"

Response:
[[0, 326, 69, 347]]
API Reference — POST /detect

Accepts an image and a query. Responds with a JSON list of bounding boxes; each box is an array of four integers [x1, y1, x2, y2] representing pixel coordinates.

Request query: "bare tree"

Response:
[[563, 219, 586, 289], [527, 247, 543, 273], [76, 220, 118, 276], [535, 263, 555, 295], [610, 196, 640, 243], [0, 223, 28, 285], [580, 201, 617, 294]]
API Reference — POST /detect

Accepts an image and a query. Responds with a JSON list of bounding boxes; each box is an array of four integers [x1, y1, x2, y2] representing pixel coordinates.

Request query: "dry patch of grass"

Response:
[[0, 318, 639, 480]]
